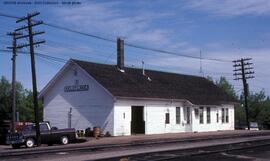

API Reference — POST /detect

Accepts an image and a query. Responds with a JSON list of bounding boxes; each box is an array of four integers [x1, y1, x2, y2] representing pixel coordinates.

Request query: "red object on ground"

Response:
[[12, 121, 32, 132]]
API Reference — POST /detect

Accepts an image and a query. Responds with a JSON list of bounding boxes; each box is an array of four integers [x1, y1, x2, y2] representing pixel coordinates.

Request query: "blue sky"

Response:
[[0, 0, 270, 96]]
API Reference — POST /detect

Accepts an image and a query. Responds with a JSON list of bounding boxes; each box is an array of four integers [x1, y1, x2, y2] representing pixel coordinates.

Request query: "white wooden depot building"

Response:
[[39, 39, 236, 136]]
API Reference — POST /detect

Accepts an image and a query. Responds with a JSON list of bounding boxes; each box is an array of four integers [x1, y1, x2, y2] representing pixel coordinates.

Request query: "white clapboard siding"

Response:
[[113, 105, 131, 136], [113, 99, 235, 136], [191, 105, 235, 132], [43, 63, 114, 135], [42, 61, 235, 136]]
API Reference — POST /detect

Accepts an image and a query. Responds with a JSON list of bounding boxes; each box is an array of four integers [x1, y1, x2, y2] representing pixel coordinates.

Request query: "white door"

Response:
[[184, 107, 192, 132]]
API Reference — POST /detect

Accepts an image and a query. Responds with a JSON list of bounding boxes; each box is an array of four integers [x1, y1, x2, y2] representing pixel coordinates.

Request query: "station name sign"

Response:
[[64, 85, 89, 92]]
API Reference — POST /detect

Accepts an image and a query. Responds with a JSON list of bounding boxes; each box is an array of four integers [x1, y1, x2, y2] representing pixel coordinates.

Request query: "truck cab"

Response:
[[6, 122, 76, 148]]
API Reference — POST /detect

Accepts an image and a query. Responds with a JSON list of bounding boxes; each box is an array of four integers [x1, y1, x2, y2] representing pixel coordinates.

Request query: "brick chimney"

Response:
[[117, 38, 124, 72]]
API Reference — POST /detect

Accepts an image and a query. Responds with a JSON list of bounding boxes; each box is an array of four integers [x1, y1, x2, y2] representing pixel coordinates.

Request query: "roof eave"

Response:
[[73, 60, 116, 100], [115, 96, 236, 106], [38, 59, 74, 99]]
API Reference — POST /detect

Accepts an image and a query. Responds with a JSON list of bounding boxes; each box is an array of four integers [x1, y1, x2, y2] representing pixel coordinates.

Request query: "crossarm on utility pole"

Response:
[[15, 11, 45, 146], [241, 59, 250, 130], [233, 58, 254, 130]]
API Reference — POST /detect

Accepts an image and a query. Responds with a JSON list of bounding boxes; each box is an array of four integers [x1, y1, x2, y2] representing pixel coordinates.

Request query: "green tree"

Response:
[[257, 100, 270, 129], [18, 90, 43, 121], [248, 90, 267, 121], [213, 77, 246, 127], [234, 105, 246, 127], [236, 88, 270, 129], [207, 76, 270, 129], [246, 90, 270, 128], [0, 76, 43, 122], [215, 76, 238, 99], [0, 76, 12, 120]]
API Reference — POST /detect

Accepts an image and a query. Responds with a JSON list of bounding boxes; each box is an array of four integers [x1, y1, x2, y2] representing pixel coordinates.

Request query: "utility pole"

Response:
[[7, 31, 22, 133], [15, 12, 45, 146], [233, 58, 254, 130]]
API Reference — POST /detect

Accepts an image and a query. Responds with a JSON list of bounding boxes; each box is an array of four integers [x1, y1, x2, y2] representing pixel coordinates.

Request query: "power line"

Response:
[[37, 56, 64, 69], [0, 49, 266, 82], [46, 38, 116, 51], [1, 48, 267, 95], [42, 39, 233, 69], [0, 12, 232, 63], [0, 49, 230, 80], [43, 40, 146, 63], [45, 23, 115, 43], [0, 49, 67, 62], [43, 41, 115, 58], [124, 42, 231, 62], [0, 49, 27, 55], [36, 52, 67, 63], [0, 12, 18, 19], [0, 12, 115, 42]]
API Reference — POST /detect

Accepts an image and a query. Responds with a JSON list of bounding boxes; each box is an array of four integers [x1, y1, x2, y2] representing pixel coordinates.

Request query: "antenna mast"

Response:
[[199, 50, 204, 77]]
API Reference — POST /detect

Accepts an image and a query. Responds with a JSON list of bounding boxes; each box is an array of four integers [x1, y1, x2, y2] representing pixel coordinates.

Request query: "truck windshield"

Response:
[[22, 124, 49, 132], [40, 124, 49, 131], [22, 125, 35, 132]]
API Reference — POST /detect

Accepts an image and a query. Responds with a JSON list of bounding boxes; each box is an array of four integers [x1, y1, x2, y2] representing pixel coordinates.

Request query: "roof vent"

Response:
[[141, 61, 152, 81], [117, 37, 124, 72], [142, 61, 145, 75], [118, 68, 125, 73], [147, 77, 152, 81]]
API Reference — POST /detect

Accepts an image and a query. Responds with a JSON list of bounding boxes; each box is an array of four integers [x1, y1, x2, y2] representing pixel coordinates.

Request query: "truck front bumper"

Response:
[[6, 139, 25, 145]]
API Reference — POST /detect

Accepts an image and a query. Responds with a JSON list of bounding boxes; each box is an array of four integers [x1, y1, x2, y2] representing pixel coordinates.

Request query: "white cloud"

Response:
[[52, 1, 174, 47], [183, 0, 270, 17], [140, 46, 270, 95], [50, 1, 206, 63], [48, 1, 270, 95]]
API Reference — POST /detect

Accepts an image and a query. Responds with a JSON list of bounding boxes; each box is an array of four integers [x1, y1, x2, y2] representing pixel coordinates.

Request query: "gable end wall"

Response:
[[43, 63, 114, 135]]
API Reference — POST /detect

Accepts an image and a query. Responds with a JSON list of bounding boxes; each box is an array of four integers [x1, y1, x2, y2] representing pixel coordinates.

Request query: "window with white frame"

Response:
[[216, 110, 219, 123], [186, 107, 191, 124], [199, 107, 204, 124], [183, 107, 191, 124], [165, 113, 170, 124], [225, 108, 229, 123], [221, 108, 229, 123], [222, 108, 225, 123], [176, 107, 180, 124], [206, 107, 211, 124]]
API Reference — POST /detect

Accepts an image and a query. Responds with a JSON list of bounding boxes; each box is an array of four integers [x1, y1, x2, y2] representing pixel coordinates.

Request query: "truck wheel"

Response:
[[12, 144, 21, 149], [25, 138, 35, 148], [60, 136, 69, 145]]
